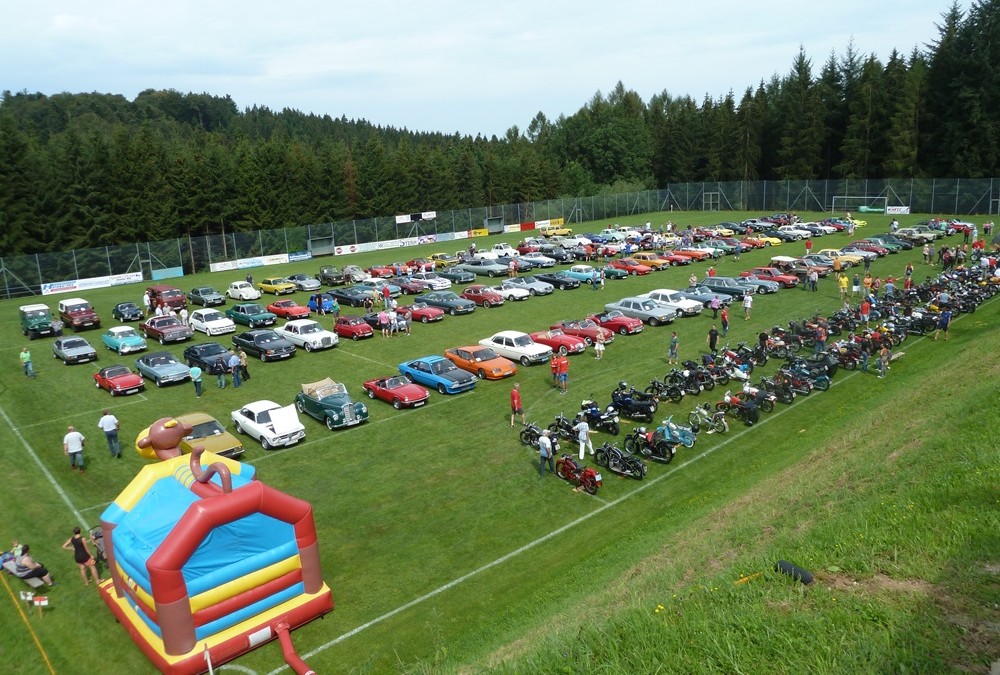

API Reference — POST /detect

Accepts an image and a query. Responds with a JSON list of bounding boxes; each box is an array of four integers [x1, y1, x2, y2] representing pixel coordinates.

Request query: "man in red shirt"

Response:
[[381, 284, 391, 307], [860, 299, 871, 328], [510, 383, 524, 427], [556, 355, 569, 395]]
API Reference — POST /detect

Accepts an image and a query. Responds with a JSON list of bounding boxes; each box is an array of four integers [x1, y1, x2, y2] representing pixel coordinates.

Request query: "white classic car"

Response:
[[273, 319, 340, 352], [226, 281, 262, 300], [478, 331, 553, 366], [188, 308, 236, 336], [230, 400, 306, 450]]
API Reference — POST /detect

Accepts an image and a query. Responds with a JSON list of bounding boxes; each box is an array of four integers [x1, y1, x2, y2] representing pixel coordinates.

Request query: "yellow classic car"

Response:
[[135, 412, 244, 459], [257, 277, 297, 295], [629, 252, 672, 270], [429, 252, 461, 268]]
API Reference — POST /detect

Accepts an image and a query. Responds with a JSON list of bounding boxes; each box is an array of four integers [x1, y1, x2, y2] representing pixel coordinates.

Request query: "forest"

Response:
[[0, 1, 997, 256]]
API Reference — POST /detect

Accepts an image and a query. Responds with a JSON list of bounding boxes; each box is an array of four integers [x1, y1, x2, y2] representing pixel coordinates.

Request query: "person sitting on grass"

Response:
[[14, 544, 56, 586]]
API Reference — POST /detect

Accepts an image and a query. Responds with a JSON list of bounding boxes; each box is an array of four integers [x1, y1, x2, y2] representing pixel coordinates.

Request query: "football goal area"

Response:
[[830, 195, 887, 215]]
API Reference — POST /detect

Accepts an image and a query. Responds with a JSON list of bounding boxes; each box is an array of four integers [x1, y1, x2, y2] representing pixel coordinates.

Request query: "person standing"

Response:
[[246, 273, 254, 285], [330, 296, 340, 318], [804, 238, 813, 256], [813, 324, 827, 356], [238, 348, 250, 381], [706, 325, 720, 355], [742, 292, 753, 320], [550, 353, 559, 387], [877, 344, 891, 379], [97, 409, 121, 458], [142, 292, 152, 317], [710, 295, 720, 319], [179, 306, 189, 326], [381, 284, 391, 308], [557, 354, 569, 395], [64, 425, 86, 475], [573, 416, 594, 460], [190, 364, 203, 398], [668, 331, 679, 365], [594, 333, 606, 360], [922, 243, 930, 264], [720, 306, 730, 337], [62, 527, 100, 585], [838, 273, 849, 301], [688, 272, 698, 287], [20, 347, 35, 379], [860, 298, 872, 328], [933, 308, 953, 341], [538, 429, 554, 477], [215, 356, 228, 388], [510, 383, 525, 427], [809, 269, 819, 292], [851, 273, 861, 298], [228, 350, 242, 388]]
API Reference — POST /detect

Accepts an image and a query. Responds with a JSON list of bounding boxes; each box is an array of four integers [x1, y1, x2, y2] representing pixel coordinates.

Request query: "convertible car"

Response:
[[295, 378, 369, 430], [362, 375, 431, 409], [93, 365, 145, 396], [529, 329, 588, 356], [550, 319, 615, 345]]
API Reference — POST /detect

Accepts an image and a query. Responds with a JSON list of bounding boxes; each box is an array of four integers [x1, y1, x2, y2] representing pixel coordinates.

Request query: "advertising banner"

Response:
[[151, 266, 184, 281], [886, 206, 911, 215]]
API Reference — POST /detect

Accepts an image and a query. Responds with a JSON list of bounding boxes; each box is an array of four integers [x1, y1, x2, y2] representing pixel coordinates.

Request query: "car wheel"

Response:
[[487, 271, 496, 278], [260, 352, 267, 362], [529, 289, 537, 296], [437, 383, 447, 394], [155, 379, 163, 388], [261, 437, 273, 451], [756, 286, 765, 295], [648, 317, 661, 327], [583, 337, 593, 346], [325, 417, 336, 431], [449, 308, 457, 316], [94, 381, 100, 388], [520, 356, 531, 366], [392, 398, 402, 410], [295, 400, 305, 413], [367, 388, 375, 399], [630, 270, 637, 276], [558, 345, 568, 356], [235, 422, 245, 435], [765, 241, 771, 246], [618, 326, 628, 336], [304, 342, 314, 352], [483, 300, 492, 308], [352, 333, 360, 341]]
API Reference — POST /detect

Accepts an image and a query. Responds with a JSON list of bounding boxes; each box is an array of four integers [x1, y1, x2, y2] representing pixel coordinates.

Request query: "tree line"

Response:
[[0, 1, 996, 256]]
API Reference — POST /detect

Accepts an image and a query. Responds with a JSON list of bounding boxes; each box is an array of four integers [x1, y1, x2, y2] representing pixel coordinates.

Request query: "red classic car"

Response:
[[406, 258, 435, 272], [267, 299, 311, 319], [93, 364, 146, 396], [586, 310, 644, 336], [334, 315, 375, 340], [367, 264, 396, 278], [444, 345, 517, 380], [550, 319, 614, 346], [740, 267, 799, 288], [847, 241, 890, 256], [396, 302, 445, 323], [516, 241, 541, 255], [609, 258, 652, 276], [672, 247, 713, 261], [362, 375, 430, 409], [390, 277, 430, 295], [459, 285, 505, 308], [529, 329, 587, 356], [140, 315, 194, 344], [655, 252, 694, 266], [739, 236, 768, 249]]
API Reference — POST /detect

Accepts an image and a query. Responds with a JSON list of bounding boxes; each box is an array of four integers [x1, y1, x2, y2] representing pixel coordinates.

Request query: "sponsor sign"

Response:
[[288, 251, 313, 262], [452, 231, 468, 240], [469, 228, 489, 238], [261, 254, 289, 266], [41, 272, 144, 296], [436, 232, 456, 242], [374, 239, 402, 251], [395, 214, 412, 224], [551, 217, 565, 226], [421, 211, 437, 220], [209, 260, 240, 272], [534, 220, 549, 228], [417, 234, 438, 244], [151, 266, 184, 281], [503, 224, 523, 233], [886, 206, 911, 215]]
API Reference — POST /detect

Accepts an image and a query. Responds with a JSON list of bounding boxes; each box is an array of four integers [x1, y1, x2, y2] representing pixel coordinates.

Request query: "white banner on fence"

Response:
[[886, 206, 911, 215], [209, 260, 239, 272], [41, 272, 143, 296], [395, 214, 412, 224], [503, 224, 522, 233], [421, 211, 437, 220], [288, 251, 313, 262]]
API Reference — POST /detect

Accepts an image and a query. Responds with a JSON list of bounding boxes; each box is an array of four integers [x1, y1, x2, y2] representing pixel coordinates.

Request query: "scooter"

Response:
[[580, 399, 621, 435], [555, 454, 603, 494], [657, 415, 697, 448], [687, 401, 729, 434], [594, 442, 647, 480], [623, 426, 676, 464]]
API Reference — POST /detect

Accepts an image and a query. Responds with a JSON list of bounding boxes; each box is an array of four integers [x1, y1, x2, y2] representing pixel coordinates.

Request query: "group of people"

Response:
[[376, 307, 410, 337], [211, 348, 250, 389], [7, 526, 103, 589]]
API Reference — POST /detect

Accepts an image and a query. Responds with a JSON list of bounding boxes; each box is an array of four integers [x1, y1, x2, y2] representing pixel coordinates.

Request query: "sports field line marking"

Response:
[[80, 500, 112, 514], [266, 370, 859, 673], [336, 348, 395, 369], [12, 393, 148, 431], [0, 404, 88, 531], [0, 572, 57, 674]]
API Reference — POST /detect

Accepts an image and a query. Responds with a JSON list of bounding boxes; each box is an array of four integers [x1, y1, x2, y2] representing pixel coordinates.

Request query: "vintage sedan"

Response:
[[518, 252, 558, 268], [460, 285, 506, 308], [638, 289, 705, 316], [230, 400, 306, 450], [140, 316, 195, 344], [847, 240, 890, 256], [387, 277, 429, 296], [189, 286, 227, 307], [429, 252, 461, 268], [334, 315, 375, 340], [672, 247, 714, 261], [444, 345, 517, 380], [587, 310, 643, 336], [111, 302, 145, 322], [101, 326, 148, 354], [284, 273, 322, 292], [135, 351, 191, 386], [274, 319, 339, 351], [817, 249, 865, 267], [453, 258, 509, 278], [564, 265, 600, 284], [678, 286, 733, 309], [410, 272, 451, 290], [529, 329, 588, 356], [609, 258, 652, 276], [550, 319, 615, 345], [437, 268, 476, 284], [135, 413, 244, 459], [486, 284, 530, 302], [295, 378, 370, 430], [256, 277, 297, 295], [188, 308, 237, 336], [479, 331, 553, 366], [326, 287, 370, 308], [414, 291, 476, 316], [398, 355, 477, 394], [50, 336, 96, 365], [226, 281, 262, 301], [733, 275, 780, 295], [232, 330, 296, 362], [630, 252, 672, 271], [396, 302, 445, 323], [603, 297, 675, 326], [226, 303, 277, 328], [502, 276, 554, 296], [533, 270, 582, 290], [181, 342, 230, 372], [355, 279, 401, 298], [267, 299, 311, 319], [93, 365, 144, 396], [739, 267, 799, 288], [362, 375, 431, 409]]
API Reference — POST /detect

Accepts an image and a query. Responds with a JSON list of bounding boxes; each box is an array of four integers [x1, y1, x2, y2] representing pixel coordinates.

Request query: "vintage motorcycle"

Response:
[[623, 426, 676, 464], [687, 401, 729, 434], [518, 421, 546, 448], [643, 377, 685, 403], [555, 454, 603, 494], [658, 415, 697, 448], [611, 382, 658, 422], [580, 399, 621, 435], [594, 442, 647, 480]]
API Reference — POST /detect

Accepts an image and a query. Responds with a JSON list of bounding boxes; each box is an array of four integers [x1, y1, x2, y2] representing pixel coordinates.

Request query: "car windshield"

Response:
[[105, 366, 130, 378], [202, 312, 224, 321], [162, 290, 183, 299], [256, 335, 280, 345], [63, 338, 87, 348], [605, 310, 624, 319], [243, 305, 265, 313], [315, 383, 348, 398], [432, 361, 456, 374], [197, 346, 227, 358], [118, 303, 138, 311], [472, 348, 498, 361], [385, 376, 408, 388], [24, 309, 48, 319], [67, 303, 92, 311], [638, 300, 657, 310], [194, 288, 213, 294], [114, 328, 139, 338], [149, 355, 179, 366], [299, 322, 321, 334], [512, 335, 533, 347], [188, 420, 226, 439]]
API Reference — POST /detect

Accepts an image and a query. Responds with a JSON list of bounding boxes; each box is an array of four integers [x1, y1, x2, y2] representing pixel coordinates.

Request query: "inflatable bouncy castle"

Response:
[[98, 417, 332, 674]]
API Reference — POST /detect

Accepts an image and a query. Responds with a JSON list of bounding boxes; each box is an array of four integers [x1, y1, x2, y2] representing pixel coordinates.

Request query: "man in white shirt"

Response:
[[64, 425, 86, 474], [97, 410, 121, 458], [573, 416, 594, 460]]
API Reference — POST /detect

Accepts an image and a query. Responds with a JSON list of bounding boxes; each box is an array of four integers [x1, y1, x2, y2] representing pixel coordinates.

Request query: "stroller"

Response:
[[89, 526, 108, 569]]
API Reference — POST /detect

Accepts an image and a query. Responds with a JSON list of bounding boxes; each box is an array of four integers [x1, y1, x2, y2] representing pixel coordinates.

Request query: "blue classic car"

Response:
[[398, 355, 477, 394], [413, 291, 476, 316], [101, 326, 148, 354], [135, 351, 191, 387], [437, 268, 476, 284]]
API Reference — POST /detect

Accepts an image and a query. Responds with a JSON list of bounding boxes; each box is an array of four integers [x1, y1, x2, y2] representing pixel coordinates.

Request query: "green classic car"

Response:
[[601, 265, 629, 280], [294, 378, 369, 430], [226, 303, 277, 328]]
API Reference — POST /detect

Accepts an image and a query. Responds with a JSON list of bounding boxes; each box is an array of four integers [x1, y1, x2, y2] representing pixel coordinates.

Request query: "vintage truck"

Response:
[[19, 303, 63, 339], [58, 298, 101, 331]]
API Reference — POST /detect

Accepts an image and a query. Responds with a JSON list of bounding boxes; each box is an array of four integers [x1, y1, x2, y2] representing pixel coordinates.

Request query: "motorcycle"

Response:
[[547, 412, 577, 440], [687, 401, 729, 434], [555, 454, 603, 494], [740, 381, 777, 413], [644, 377, 685, 403], [580, 399, 621, 435], [611, 382, 658, 422], [519, 421, 546, 447], [623, 426, 676, 464], [658, 415, 697, 448], [714, 390, 760, 426], [594, 442, 647, 480], [665, 368, 705, 396], [757, 375, 794, 404]]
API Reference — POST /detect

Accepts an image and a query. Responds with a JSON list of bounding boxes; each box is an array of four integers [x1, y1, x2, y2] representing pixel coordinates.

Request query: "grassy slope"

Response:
[[0, 212, 996, 674]]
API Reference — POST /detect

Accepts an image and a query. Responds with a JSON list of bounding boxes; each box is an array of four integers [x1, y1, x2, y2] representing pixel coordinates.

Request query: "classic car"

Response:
[[182, 342, 231, 371], [136, 351, 192, 386], [528, 329, 588, 356], [894, 227, 936, 244], [52, 337, 97, 366], [672, 247, 714, 261], [847, 240, 890, 256], [367, 264, 396, 278], [266, 299, 312, 319], [687, 242, 728, 257], [414, 291, 476, 315], [453, 258, 509, 277], [603, 297, 675, 326], [444, 345, 517, 380], [704, 223, 737, 237], [606, 258, 649, 277], [838, 246, 879, 261], [146, 285, 188, 311], [478, 331, 553, 366], [563, 265, 600, 284], [760, 228, 801, 243], [19, 304, 62, 339], [502, 276, 555, 295], [140, 316, 195, 344], [802, 254, 840, 268], [295, 378, 370, 430], [537, 223, 574, 237], [135, 412, 243, 459], [93, 365, 145, 396], [752, 233, 784, 246], [362, 375, 431, 409], [354, 279, 401, 298], [869, 233, 914, 250], [638, 289, 705, 316], [396, 302, 445, 323], [770, 255, 829, 277], [58, 298, 101, 331], [406, 257, 435, 272], [341, 265, 372, 282], [226, 281, 262, 300], [817, 249, 865, 266], [518, 252, 558, 268], [798, 222, 837, 236], [226, 303, 277, 328], [776, 225, 813, 240], [333, 315, 375, 340], [256, 277, 297, 295], [232, 330, 296, 362], [101, 326, 148, 354], [188, 308, 237, 336], [496, 255, 537, 272], [739, 267, 799, 288], [602, 265, 629, 280], [325, 287, 369, 308], [274, 319, 339, 351], [284, 273, 322, 292], [111, 302, 145, 322], [536, 246, 573, 263], [231, 400, 306, 450], [388, 277, 430, 295], [678, 286, 733, 308], [436, 268, 476, 284], [460, 285, 506, 308], [189, 286, 227, 307], [399, 356, 478, 394], [699, 276, 753, 298], [485, 284, 530, 302], [429, 252, 461, 268], [410, 272, 451, 290], [714, 237, 753, 253], [654, 252, 694, 266], [533, 270, 582, 290], [738, 236, 769, 249], [550, 319, 615, 345], [732, 275, 780, 295], [627, 252, 670, 271]]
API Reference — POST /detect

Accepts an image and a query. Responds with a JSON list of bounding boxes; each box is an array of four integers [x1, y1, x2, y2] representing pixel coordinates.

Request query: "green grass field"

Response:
[[1, 211, 997, 674]]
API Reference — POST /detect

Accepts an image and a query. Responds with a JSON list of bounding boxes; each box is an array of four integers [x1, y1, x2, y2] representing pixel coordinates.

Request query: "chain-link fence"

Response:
[[3, 177, 998, 298]]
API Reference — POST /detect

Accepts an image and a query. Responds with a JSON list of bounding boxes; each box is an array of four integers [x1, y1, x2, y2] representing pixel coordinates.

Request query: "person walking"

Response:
[[62, 527, 101, 585], [710, 295, 720, 319], [742, 292, 753, 320], [97, 409, 121, 458], [238, 348, 250, 382], [933, 308, 953, 341], [64, 425, 86, 475], [573, 416, 594, 460], [215, 356, 228, 388], [594, 333, 606, 360], [510, 383, 525, 427], [706, 325, 720, 355], [720, 306, 729, 337], [190, 364, 203, 398], [20, 347, 35, 379], [538, 429, 555, 477]]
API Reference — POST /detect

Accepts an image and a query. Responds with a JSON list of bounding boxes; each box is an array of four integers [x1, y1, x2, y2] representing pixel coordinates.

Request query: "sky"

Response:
[[2, 0, 963, 138]]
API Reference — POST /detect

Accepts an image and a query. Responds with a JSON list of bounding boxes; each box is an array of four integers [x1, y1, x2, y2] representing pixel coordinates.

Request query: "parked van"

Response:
[[146, 285, 188, 310], [19, 303, 63, 339]]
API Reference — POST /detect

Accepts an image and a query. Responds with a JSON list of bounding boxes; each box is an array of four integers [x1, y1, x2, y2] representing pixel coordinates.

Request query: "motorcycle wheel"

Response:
[[556, 466, 568, 480], [814, 378, 831, 391], [519, 429, 537, 446], [687, 412, 700, 428], [760, 399, 775, 413], [623, 436, 638, 454], [716, 373, 730, 386], [667, 388, 683, 403], [649, 399, 659, 413], [682, 436, 695, 448], [594, 449, 609, 467], [583, 479, 598, 495], [701, 378, 715, 391], [842, 359, 857, 371], [778, 389, 794, 404], [772, 346, 788, 358], [715, 402, 730, 413], [644, 385, 659, 396], [625, 458, 645, 480], [787, 341, 801, 354], [606, 421, 620, 436], [711, 418, 728, 434], [656, 441, 674, 464], [547, 423, 561, 435]]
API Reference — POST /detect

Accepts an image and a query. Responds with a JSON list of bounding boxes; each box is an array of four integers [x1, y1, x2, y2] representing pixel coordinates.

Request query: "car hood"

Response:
[[270, 404, 304, 435]]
